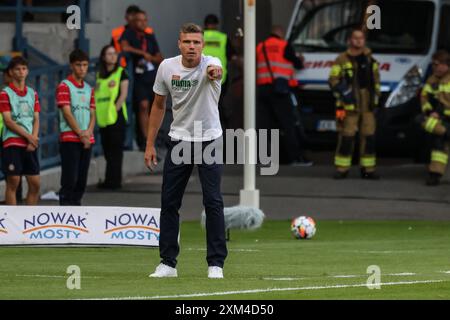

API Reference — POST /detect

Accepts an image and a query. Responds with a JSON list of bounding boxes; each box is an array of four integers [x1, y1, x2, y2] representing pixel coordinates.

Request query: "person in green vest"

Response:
[[56, 49, 96, 206], [0, 67, 14, 138], [95, 45, 129, 190], [0, 56, 41, 205], [203, 14, 237, 129], [1, 66, 24, 204]]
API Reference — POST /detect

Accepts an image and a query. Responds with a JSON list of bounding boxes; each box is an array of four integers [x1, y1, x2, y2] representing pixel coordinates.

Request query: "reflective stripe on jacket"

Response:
[[256, 36, 297, 87]]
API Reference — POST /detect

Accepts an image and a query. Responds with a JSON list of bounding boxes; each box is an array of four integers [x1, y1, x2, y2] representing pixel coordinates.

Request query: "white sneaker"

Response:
[[149, 263, 178, 278], [208, 266, 224, 279]]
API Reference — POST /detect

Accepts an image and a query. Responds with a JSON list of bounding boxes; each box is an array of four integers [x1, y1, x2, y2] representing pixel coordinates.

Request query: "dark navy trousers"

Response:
[[59, 142, 92, 206], [159, 138, 227, 268]]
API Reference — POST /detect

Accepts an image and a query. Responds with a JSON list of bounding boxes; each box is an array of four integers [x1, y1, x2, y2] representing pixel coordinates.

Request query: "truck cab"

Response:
[[287, 0, 450, 160]]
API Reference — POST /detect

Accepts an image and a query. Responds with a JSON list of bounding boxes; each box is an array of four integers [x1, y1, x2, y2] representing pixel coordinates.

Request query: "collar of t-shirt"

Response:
[[180, 57, 201, 71], [8, 82, 28, 97], [67, 74, 85, 88]]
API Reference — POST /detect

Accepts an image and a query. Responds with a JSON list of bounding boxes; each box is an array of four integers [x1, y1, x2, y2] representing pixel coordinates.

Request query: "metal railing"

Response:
[[0, 0, 90, 64]]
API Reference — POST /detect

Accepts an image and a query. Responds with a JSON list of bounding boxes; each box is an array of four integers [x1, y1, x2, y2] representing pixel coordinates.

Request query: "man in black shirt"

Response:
[[120, 9, 163, 151]]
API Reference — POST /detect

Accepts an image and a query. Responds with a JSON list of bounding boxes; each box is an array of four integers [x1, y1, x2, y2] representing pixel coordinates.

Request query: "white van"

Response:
[[287, 0, 450, 160]]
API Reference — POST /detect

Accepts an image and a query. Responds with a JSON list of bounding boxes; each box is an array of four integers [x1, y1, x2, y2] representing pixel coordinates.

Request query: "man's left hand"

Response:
[[207, 65, 223, 81]]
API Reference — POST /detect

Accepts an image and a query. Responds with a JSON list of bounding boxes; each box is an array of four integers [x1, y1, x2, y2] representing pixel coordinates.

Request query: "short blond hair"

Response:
[[180, 23, 203, 35]]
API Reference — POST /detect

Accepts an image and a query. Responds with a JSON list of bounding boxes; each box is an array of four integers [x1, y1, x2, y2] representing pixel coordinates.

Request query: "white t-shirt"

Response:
[[153, 54, 223, 142]]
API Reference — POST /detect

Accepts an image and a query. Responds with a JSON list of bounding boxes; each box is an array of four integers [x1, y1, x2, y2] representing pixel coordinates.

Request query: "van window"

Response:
[[289, 0, 434, 54], [438, 5, 450, 51]]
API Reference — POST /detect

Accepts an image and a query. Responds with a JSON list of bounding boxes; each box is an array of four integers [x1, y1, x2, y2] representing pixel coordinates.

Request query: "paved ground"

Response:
[[40, 152, 450, 221]]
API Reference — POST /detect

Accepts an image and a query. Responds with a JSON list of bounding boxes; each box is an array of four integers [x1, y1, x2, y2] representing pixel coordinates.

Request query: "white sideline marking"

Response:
[[263, 277, 306, 281], [264, 272, 417, 281], [15, 274, 101, 279], [438, 271, 450, 274], [84, 280, 444, 300], [342, 250, 416, 254], [366, 251, 415, 254], [16, 274, 65, 278], [187, 248, 260, 252], [331, 273, 416, 278]]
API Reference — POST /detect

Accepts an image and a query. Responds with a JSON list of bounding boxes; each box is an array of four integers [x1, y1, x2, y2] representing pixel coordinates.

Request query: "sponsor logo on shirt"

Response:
[[171, 78, 199, 91], [19, 101, 31, 113], [72, 105, 91, 112], [11, 100, 33, 121]]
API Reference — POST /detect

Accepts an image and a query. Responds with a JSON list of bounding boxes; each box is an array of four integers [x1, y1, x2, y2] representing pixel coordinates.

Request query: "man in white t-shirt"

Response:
[[145, 23, 227, 279]]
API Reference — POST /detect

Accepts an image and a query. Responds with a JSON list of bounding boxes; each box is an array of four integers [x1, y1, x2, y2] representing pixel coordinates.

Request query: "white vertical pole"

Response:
[[240, 0, 260, 208]]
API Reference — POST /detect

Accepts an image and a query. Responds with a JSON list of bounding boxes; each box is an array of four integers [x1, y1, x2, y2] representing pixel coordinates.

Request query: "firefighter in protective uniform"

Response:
[[420, 50, 450, 186], [329, 28, 381, 180]]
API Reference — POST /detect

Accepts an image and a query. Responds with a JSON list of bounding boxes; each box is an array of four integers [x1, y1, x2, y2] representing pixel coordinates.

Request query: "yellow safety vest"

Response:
[[203, 30, 228, 84], [95, 67, 128, 128]]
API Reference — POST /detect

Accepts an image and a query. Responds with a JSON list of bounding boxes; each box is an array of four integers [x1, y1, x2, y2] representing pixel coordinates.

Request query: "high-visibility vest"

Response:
[[2, 86, 35, 142], [111, 25, 154, 67], [95, 67, 128, 128], [256, 36, 297, 87], [59, 80, 92, 133], [203, 30, 228, 84], [421, 76, 441, 114], [422, 72, 450, 117]]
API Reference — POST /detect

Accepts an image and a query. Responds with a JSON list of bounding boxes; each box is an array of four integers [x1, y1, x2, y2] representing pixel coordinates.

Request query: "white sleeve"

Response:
[[206, 56, 222, 68], [153, 61, 169, 96]]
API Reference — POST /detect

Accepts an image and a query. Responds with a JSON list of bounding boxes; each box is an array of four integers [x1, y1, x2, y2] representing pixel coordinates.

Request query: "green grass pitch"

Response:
[[1, 220, 450, 300]]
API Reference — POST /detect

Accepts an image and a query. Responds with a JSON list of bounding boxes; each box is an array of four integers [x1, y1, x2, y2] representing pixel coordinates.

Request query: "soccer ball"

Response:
[[291, 216, 316, 239]]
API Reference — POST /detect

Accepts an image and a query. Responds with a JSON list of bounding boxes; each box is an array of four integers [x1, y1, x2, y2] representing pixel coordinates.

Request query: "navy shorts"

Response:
[[133, 78, 155, 105], [1, 147, 40, 176]]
